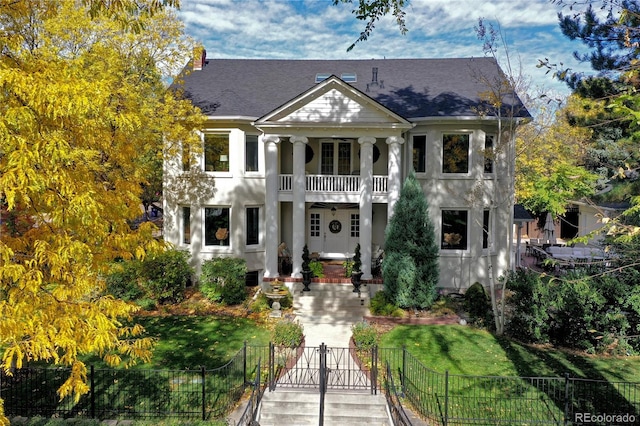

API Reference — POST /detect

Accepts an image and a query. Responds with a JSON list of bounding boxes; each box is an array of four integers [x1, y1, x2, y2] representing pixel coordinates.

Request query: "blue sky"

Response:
[[178, 0, 597, 97]]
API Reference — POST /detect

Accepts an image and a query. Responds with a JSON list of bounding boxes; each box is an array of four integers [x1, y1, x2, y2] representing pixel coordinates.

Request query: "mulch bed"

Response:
[[364, 314, 462, 326]]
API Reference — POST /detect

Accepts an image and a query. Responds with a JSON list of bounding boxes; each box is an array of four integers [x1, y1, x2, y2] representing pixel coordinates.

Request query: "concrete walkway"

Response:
[[289, 281, 371, 347]]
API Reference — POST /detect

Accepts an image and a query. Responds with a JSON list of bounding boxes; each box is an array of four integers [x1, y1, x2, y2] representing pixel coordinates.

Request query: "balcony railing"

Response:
[[279, 174, 388, 194]]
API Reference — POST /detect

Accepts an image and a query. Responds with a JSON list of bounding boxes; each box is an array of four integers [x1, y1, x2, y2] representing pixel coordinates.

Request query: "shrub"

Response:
[[504, 269, 552, 343], [105, 249, 192, 304], [309, 259, 324, 278], [105, 260, 144, 301], [272, 319, 304, 347], [201, 257, 248, 305], [248, 293, 270, 313], [351, 321, 379, 350], [464, 282, 492, 327], [370, 291, 403, 317], [343, 259, 354, 277], [142, 250, 192, 304]]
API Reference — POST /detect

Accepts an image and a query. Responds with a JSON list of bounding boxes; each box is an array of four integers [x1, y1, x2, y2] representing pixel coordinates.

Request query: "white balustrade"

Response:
[[278, 174, 388, 194]]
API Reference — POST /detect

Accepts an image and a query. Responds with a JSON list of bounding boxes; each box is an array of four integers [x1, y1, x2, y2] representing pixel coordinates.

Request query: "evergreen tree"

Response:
[[382, 171, 439, 309], [555, 0, 640, 89]]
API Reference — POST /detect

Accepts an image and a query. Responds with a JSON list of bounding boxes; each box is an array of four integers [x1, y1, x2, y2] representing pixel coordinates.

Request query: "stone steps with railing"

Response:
[[257, 390, 391, 426]]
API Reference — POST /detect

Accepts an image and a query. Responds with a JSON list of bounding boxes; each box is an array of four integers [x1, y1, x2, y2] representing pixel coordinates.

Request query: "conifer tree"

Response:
[[383, 171, 439, 309]]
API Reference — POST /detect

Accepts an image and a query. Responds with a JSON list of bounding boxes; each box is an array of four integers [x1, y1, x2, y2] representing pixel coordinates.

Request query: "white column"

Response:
[[386, 136, 405, 221], [263, 135, 281, 278], [359, 136, 376, 280], [290, 136, 308, 278]]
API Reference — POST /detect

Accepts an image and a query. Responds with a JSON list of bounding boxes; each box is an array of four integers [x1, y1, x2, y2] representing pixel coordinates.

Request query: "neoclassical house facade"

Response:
[[163, 52, 530, 291]]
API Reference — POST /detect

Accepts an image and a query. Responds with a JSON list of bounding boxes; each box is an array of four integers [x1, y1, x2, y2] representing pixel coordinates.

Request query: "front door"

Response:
[[308, 209, 359, 258]]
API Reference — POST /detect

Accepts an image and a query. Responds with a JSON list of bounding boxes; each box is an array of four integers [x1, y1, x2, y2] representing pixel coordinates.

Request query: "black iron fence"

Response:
[[1, 343, 271, 421], [2, 343, 639, 425], [379, 346, 640, 425]]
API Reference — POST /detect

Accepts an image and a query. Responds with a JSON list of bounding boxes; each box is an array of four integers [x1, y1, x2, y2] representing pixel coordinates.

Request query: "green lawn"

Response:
[[380, 325, 640, 424], [380, 324, 640, 383], [81, 314, 272, 370], [137, 315, 271, 369]]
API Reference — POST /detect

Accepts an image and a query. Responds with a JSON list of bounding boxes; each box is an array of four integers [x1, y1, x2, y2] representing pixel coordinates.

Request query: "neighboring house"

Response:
[[163, 51, 530, 292], [523, 200, 629, 245]]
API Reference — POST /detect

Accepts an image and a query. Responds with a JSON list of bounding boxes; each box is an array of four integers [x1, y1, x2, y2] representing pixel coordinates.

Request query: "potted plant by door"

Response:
[[301, 244, 313, 292], [351, 243, 364, 293]]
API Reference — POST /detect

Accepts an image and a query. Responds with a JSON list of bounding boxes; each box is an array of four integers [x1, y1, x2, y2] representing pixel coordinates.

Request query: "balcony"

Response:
[[279, 174, 388, 202]]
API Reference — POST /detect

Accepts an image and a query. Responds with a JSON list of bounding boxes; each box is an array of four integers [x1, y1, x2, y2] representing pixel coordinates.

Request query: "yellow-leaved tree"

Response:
[[0, 1, 204, 421], [515, 94, 598, 216]]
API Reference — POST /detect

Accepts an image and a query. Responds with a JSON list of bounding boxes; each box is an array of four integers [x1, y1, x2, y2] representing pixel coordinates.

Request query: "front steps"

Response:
[[257, 390, 391, 426]]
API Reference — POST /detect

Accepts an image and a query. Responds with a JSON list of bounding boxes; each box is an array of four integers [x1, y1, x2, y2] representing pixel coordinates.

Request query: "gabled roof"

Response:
[[255, 75, 413, 131], [176, 57, 531, 120]]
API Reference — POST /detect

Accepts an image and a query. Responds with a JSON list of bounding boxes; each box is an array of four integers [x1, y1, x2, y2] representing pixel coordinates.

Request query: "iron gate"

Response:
[[269, 343, 378, 393]]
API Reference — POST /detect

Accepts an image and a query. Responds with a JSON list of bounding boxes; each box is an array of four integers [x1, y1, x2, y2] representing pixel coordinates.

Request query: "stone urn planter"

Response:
[[351, 271, 364, 293], [301, 269, 313, 292]]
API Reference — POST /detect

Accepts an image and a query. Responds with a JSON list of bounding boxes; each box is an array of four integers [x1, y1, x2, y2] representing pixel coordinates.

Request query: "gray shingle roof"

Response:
[[176, 57, 531, 120]]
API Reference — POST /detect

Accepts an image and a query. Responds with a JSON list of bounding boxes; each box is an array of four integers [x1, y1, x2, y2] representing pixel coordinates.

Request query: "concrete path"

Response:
[[288, 281, 371, 347]]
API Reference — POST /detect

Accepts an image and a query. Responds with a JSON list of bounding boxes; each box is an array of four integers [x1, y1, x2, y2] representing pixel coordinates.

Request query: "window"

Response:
[[413, 135, 426, 173], [441, 210, 468, 250], [245, 271, 259, 287], [350, 213, 360, 238], [341, 73, 357, 82], [321, 143, 334, 174], [310, 213, 320, 237], [484, 135, 494, 174], [442, 134, 469, 174], [245, 134, 259, 172], [205, 207, 230, 246], [338, 142, 351, 175], [483, 209, 491, 249], [204, 134, 229, 172], [182, 206, 191, 244], [182, 143, 190, 171], [315, 73, 331, 83], [246, 207, 259, 246]]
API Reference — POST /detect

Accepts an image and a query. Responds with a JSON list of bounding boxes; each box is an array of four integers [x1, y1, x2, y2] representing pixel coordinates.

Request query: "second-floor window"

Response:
[[204, 134, 229, 172], [245, 135, 259, 172], [442, 134, 469, 174], [413, 135, 426, 173], [484, 135, 494, 174]]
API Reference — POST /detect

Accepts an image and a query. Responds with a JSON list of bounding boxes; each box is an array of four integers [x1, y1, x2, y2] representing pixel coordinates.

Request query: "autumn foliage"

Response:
[[0, 0, 204, 420]]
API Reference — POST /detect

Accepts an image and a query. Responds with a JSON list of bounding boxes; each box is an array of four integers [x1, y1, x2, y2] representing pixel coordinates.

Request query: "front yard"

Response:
[[380, 324, 640, 382]]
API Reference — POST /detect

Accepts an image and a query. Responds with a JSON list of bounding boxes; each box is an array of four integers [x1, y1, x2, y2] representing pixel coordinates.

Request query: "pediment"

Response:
[[255, 76, 411, 128]]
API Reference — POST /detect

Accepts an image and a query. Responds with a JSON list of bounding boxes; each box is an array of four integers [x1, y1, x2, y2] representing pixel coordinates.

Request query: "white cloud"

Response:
[[178, 0, 592, 94]]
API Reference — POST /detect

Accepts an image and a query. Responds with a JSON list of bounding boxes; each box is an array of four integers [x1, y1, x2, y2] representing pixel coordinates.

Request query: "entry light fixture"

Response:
[[331, 206, 337, 216]]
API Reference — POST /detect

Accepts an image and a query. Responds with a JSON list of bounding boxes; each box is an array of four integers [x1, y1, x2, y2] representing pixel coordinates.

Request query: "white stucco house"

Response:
[[163, 51, 530, 292]]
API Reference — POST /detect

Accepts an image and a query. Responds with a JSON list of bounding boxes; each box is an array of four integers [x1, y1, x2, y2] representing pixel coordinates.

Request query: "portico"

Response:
[[261, 133, 407, 281], [256, 75, 412, 280]]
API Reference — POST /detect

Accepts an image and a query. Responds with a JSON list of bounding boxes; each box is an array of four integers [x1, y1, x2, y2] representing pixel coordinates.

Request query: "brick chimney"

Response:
[[193, 47, 206, 71]]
